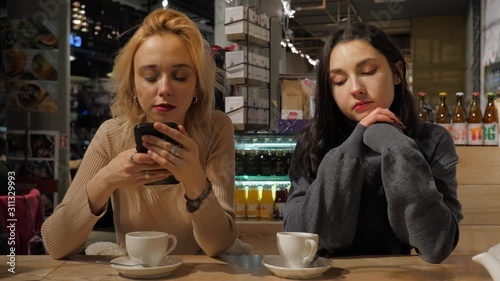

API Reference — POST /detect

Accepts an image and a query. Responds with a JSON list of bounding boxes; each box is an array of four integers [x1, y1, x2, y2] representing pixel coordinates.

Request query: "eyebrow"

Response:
[[137, 64, 194, 71], [329, 58, 378, 74]]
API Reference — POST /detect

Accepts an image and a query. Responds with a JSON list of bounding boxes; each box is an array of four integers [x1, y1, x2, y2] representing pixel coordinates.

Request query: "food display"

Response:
[[2, 50, 58, 81], [1, 17, 59, 112], [6, 80, 58, 112]]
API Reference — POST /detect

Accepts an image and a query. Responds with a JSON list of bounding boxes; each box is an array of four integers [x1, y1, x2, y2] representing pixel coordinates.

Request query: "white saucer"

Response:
[[261, 255, 332, 279], [111, 255, 182, 279]]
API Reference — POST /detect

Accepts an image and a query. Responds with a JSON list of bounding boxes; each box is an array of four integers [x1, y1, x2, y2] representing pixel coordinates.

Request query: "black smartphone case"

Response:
[[133, 122, 180, 185]]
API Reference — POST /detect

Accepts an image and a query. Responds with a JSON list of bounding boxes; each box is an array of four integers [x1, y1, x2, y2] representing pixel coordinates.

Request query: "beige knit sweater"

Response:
[[42, 111, 237, 259]]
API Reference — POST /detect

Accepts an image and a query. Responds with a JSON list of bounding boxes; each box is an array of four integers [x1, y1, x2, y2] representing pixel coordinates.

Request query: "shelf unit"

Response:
[[224, 4, 280, 131]]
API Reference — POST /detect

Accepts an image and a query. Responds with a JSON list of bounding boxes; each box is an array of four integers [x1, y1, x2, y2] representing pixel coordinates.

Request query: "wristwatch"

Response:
[[184, 180, 212, 213]]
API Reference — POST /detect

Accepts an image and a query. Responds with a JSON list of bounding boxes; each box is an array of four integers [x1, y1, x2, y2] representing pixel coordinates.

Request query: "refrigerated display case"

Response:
[[233, 133, 296, 220]]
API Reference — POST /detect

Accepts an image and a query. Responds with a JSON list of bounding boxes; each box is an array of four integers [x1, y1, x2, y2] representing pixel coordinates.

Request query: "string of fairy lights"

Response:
[[224, 0, 318, 66], [280, 0, 318, 66]]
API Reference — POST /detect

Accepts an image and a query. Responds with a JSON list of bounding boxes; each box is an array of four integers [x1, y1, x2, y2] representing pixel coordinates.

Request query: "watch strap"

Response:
[[184, 180, 212, 213]]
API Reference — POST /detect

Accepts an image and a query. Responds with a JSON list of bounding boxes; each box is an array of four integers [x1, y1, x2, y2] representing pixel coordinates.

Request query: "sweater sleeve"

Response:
[[283, 124, 366, 254], [363, 123, 462, 263], [189, 111, 237, 256], [41, 120, 116, 259]]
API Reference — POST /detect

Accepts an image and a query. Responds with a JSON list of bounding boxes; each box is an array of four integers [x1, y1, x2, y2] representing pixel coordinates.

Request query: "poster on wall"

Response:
[[483, 0, 500, 66], [0, 17, 59, 112], [5, 80, 58, 112], [6, 129, 59, 180]]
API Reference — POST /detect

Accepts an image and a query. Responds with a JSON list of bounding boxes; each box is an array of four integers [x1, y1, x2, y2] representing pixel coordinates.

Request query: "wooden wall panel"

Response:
[[454, 226, 500, 254], [458, 184, 500, 225], [456, 146, 500, 185]]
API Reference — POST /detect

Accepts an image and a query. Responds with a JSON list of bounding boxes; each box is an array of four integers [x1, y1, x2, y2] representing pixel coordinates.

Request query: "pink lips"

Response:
[[353, 101, 372, 111], [154, 103, 176, 112]]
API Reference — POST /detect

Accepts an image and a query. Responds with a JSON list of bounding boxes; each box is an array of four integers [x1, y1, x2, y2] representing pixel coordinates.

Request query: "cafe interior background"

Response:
[[0, 0, 499, 256]]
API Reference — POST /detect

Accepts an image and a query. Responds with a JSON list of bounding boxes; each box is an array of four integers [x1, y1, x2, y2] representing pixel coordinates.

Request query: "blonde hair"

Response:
[[110, 8, 221, 166]]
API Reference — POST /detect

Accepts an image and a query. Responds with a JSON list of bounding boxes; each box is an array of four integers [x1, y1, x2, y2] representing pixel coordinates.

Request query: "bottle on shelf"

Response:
[[235, 149, 246, 176], [260, 150, 273, 176], [452, 92, 467, 145], [234, 184, 247, 218], [260, 184, 274, 219], [273, 184, 288, 219], [246, 185, 260, 218], [245, 149, 259, 176], [436, 92, 452, 132], [467, 91, 483, 145], [482, 91, 499, 146], [417, 92, 429, 122], [274, 149, 287, 176]]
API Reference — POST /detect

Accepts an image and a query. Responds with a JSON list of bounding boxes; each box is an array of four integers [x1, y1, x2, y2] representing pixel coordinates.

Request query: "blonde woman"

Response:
[[42, 9, 237, 259]]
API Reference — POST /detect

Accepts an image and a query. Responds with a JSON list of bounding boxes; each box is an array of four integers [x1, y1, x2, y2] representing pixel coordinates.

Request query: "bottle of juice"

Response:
[[246, 185, 260, 218], [260, 184, 274, 219], [234, 184, 247, 218], [273, 184, 288, 219]]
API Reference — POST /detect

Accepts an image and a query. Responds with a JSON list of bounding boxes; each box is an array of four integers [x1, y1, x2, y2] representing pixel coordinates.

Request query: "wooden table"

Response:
[[0, 254, 492, 280]]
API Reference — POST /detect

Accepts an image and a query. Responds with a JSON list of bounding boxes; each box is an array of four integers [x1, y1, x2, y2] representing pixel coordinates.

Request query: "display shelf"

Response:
[[235, 134, 296, 150], [226, 33, 268, 47], [224, 4, 275, 132], [227, 77, 269, 88], [235, 175, 290, 186]]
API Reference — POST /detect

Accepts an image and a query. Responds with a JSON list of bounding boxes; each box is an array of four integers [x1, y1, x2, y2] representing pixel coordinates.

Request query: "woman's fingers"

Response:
[[360, 107, 406, 130]]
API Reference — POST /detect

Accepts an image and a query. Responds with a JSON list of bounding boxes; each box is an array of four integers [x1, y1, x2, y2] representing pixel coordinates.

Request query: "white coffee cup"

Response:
[[125, 231, 177, 267], [277, 232, 318, 268]]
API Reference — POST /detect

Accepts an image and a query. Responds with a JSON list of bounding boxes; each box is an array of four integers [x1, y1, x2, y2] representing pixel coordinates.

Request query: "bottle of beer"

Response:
[[482, 91, 499, 146], [467, 91, 483, 145], [452, 92, 467, 145], [436, 92, 451, 132], [417, 92, 429, 122]]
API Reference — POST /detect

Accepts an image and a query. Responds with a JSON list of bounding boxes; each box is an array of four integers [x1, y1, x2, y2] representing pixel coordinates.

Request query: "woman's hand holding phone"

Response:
[[86, 148, 171, 214], [141, 122, 207, 198], [100, 148, 172, 189]]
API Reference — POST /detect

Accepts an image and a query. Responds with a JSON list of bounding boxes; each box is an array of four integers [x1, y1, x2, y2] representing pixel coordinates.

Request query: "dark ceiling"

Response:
[[287, 0, 469, 57], [170, 0, 469, 58], [69, 0, 470, 77]]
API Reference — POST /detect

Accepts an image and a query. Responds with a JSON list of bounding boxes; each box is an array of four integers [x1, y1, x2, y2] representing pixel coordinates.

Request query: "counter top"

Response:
[[1, 254, 492, 280]]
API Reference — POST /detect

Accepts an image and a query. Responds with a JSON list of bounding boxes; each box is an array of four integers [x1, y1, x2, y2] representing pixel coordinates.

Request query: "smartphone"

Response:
[[133, 122, 180, 185], [134, 122, 179, 153]]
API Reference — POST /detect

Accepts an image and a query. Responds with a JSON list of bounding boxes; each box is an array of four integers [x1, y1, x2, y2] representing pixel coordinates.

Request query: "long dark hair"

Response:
[[292, 23, 420, 183]]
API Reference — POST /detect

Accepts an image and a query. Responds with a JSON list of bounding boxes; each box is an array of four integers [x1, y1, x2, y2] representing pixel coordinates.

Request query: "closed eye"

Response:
[[361, 69, 377, 75], [332, 79, 346, 86], [144, 76, 158, 82], [173, 76, 187, 82]]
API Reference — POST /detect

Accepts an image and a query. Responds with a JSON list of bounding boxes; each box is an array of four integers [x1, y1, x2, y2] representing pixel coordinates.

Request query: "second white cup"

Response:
[[277, 232, 318, 268], [125, 231, 177, 267]]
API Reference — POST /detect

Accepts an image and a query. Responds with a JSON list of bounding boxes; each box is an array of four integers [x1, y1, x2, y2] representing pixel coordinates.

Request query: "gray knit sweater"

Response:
[[283, 122, 463, 264]]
